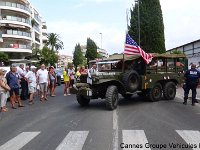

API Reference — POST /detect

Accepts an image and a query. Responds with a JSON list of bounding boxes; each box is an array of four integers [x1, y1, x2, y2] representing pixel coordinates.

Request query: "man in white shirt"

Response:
[[17, 64, 29, 100], [87, 64, 98, 84], [36, 64, 49, 101], [25, 66, 37, 105]]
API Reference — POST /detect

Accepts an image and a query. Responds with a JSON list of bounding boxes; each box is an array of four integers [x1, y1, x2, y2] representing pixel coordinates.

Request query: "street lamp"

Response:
[[135, 0, 140, 46], [99, 33, 102, 50]]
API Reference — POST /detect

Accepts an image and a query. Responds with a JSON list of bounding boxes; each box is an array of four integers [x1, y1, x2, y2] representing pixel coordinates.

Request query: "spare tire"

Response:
[[122, 70, 140, 93]]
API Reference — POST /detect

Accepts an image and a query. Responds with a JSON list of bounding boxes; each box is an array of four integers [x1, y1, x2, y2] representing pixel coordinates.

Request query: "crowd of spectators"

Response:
[[0, 63, 91, 112]]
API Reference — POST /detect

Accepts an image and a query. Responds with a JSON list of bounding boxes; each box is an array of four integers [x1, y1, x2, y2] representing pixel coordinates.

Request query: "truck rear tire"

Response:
[[163, 82, 176, 100], [149, 83, 162, 102], [77, 94, 90, 106], [105, 86, 118, 110]]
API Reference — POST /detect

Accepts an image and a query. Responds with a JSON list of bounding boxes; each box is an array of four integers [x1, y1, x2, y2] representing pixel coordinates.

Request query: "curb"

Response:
[[176, 95, 200, 102]]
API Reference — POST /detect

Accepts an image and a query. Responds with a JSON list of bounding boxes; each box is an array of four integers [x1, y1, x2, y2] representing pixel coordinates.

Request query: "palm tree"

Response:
[[46, 33, 64, 51]]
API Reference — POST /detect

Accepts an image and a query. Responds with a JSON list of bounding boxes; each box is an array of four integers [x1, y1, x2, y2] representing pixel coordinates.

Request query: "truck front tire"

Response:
[[77, 94, 90, 106], [105, 86, 118, 110]]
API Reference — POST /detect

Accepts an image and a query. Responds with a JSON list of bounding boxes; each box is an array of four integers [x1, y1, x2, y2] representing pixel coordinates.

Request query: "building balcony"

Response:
[[34, 26, 40, 34], [0, 15, 31, 28], [34, 15, 41, 24], [42, 28, 47, 34], [0, 18, 32, 29], [42, 35, 48, 41], [0, 1, 31, 16], [0, 47, 32, 53], [2, 30, 32, 41]]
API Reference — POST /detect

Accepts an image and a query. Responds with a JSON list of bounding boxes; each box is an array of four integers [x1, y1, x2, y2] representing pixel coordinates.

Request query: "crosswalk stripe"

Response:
[[0, 132, 40, 150], [55, 131, 89, 150], [176, 130, 200, 150], [122, 130, 151, 150]]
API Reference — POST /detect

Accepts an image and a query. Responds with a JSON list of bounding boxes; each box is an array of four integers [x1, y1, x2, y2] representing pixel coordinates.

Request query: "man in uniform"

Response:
[[183, 64, 200, 106]]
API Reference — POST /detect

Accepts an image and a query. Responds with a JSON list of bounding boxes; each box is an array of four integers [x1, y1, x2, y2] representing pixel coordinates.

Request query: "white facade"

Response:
[[167, 39, 200, 68], [80, 45, 109, 58], [0, 0, 47, 63], [97, 48, 109, 58], [57, 55, 73, 68]]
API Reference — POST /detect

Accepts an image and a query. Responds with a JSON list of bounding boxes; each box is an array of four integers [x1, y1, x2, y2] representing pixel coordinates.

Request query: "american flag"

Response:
[[124, 33, 153, 64]]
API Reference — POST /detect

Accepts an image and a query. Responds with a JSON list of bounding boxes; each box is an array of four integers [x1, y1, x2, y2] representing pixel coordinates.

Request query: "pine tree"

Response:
[[85, 38, 97, 62], [129, 0, 166, 53], [73, 43, 84, 67]]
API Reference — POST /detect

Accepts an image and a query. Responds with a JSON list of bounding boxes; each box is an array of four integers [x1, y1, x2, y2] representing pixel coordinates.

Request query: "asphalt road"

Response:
[[0, 86, 200, 150]]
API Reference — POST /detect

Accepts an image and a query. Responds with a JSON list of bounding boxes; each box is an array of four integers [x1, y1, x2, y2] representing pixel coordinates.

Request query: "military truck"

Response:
[[70, 53, 187, 110]]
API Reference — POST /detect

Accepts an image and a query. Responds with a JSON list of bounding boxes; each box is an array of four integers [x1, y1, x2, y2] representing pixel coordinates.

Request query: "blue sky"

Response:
[[30, 0, 200, 55]]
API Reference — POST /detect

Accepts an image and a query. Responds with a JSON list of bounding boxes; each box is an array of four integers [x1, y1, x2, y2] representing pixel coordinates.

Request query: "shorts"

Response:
[[39, 83, 48, 92], [0, 92, 8, 101], [10, 88, 20, 96], [29, 86, 36, 94]]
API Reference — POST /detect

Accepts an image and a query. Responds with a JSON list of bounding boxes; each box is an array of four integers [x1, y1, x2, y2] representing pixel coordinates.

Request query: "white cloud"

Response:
[[160, 0, 200, 49], [48, 20, 125, 55], [47, 0, 200, 56]]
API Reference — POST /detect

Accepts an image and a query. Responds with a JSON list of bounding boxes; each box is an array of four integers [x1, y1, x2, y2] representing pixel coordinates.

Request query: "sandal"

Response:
[[12, 106, 17, 109], [29, 101, 34, 105], [1, 108, 7, 112]]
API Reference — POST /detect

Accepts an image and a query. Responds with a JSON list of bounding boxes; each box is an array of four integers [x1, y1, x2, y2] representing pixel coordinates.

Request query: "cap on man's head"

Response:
[[11, 64, 17, 67], [30, 66, 37, 69]]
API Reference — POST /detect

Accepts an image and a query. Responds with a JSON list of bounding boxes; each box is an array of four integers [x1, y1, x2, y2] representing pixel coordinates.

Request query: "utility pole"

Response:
[[99, 33, 102, 50]]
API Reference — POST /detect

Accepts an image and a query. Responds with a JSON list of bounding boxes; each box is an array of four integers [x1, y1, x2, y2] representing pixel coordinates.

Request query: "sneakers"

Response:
[[183, 102, 187, 105], [192, 103, 195, 106], [64, 94, 67, 96]]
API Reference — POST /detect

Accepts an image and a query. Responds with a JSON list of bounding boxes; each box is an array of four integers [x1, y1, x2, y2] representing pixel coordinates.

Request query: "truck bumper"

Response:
[[69, 83, 92, 97]]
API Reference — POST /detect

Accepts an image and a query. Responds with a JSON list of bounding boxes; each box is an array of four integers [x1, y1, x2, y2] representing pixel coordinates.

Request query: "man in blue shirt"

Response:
[[183, 64, 200, 106], [6, 64, 24, 109]]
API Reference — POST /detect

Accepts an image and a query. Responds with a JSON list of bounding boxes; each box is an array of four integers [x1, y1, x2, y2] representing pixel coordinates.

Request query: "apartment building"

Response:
[[80, 45, 109, 58], [57, 54, 73, 68], [0, 0, 47, 63]]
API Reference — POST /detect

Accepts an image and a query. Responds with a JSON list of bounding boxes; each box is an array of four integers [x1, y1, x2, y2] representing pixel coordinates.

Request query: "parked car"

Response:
[[55, 69, 64, 85]]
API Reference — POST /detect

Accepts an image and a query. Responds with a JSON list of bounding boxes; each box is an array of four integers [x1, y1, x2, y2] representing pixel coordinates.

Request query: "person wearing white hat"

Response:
[[25, 66, 37, 105]]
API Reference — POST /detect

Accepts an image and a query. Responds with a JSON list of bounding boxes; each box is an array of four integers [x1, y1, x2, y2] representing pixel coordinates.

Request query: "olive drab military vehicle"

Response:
[[70, 53, 187, 110]]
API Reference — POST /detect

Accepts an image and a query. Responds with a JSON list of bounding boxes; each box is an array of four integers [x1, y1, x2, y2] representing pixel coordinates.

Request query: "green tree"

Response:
[[73, 43, 84, 68], [0, 52, 8, 62], [85, 38, 97, 62], [46, 33, 64, 52], [129, 0, 166, 53], [31, 19, 36, 27], [40, 46, 58, 66], [172, 50, 183, 54]]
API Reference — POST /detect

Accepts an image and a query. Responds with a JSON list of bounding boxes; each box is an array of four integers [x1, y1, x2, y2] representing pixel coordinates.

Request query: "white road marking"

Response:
[[122, 130, 151, 150], [112, 109, 119, 150], [176, 130, 200, 150], [0, 132, 40, 150], [55, 131, 89, 150]]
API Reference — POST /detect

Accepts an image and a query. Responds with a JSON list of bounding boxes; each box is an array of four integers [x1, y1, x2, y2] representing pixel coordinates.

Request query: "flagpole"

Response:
[[122, 9, 129, 73]]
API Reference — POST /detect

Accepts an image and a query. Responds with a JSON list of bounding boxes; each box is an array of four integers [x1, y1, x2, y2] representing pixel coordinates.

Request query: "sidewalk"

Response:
[[176, 87, 200, 102]]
